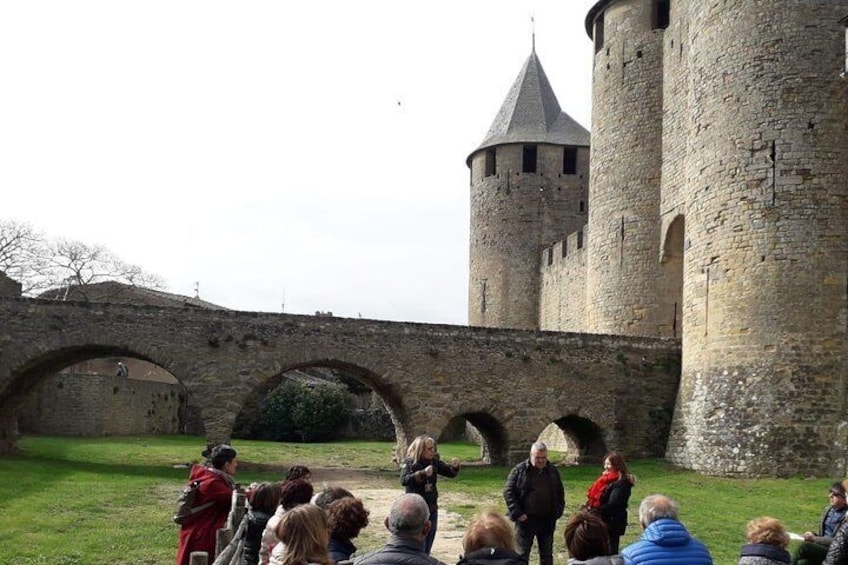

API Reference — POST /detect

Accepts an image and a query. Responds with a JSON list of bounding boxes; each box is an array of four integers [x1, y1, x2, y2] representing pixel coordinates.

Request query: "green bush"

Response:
[[259, 381, 351, 442]]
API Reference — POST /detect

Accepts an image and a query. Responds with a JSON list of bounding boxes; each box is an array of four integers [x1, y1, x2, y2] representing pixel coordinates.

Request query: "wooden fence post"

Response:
[[189, 551, 208, 565]]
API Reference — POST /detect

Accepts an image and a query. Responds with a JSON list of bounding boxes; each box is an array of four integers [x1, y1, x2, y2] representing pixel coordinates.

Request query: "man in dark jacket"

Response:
[[503, 442, 565, 565], [354, 493, 446, 565]]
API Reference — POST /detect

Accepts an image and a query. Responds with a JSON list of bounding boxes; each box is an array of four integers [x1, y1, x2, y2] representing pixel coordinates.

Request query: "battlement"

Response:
[[540, 228, 588, 271]]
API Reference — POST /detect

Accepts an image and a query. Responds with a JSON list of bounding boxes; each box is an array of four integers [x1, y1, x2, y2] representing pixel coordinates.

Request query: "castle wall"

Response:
[[539, 229, 589, 331], [468, 143, 588, 329], [585, 0, 666, 337], [667, 0, 848, 476], [19, 372, 183, 436]]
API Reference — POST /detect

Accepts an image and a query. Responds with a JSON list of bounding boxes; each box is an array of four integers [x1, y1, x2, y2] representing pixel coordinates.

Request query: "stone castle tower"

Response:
[[467, 47, 590, 330], [469, 0, 848, 477]]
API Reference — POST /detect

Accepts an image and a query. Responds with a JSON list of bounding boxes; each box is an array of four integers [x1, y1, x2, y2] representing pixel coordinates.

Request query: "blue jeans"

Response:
[[423, 509, 438, 554]]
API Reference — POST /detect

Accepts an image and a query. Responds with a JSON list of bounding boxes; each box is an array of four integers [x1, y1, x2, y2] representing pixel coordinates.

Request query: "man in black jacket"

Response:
[[503, 442, 565, 565], [354, 493, 446, 565]]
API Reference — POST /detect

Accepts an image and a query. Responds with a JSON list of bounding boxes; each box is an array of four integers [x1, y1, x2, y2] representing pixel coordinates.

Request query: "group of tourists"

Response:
[[174, 438, 848, 565]]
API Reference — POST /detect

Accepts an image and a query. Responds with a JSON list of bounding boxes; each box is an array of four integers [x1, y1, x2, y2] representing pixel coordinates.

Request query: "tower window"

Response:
[[653, 0, 670, 30], [563, 147, 578, 175], [485, 148, 497, 177], [594, 12, 605, 54], [522, 145, 537, 173], [577, 231, 584, 249], [579, 200, 586, 213]]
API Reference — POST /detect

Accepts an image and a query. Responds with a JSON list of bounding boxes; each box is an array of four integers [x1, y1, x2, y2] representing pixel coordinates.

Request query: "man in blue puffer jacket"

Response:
[[621, 494, 713, 564]]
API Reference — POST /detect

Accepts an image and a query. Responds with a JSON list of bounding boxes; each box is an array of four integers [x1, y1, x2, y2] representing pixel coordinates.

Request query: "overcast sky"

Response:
[[0, 0, 598, 325]]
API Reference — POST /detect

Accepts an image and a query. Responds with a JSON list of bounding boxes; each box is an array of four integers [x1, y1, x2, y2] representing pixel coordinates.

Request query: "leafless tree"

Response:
[[0, 219, 165, 298]]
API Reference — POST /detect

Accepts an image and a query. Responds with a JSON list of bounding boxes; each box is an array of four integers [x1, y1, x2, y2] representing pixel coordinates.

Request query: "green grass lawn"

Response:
[[0, 435, 836, 564]]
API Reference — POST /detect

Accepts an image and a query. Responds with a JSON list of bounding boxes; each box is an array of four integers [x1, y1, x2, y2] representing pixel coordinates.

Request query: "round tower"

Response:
[[467, 49, 590, 330], [584, 0, 667, 337], [667, 0, 848, 476]]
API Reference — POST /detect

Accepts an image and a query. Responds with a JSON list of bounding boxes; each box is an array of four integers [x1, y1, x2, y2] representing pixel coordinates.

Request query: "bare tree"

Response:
[[0, 220, 50, 295], [0, 219, 165, 298]]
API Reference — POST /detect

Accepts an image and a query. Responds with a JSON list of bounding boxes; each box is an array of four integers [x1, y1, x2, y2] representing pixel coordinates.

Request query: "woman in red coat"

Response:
[[176, 444, 238, 565]]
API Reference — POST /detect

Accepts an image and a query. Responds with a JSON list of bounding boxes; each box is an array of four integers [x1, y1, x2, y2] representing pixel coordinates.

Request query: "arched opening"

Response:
[[437, 412, 509, 465], [544, 415, 607, 465], [232, 360, 407, 448], [8, 346, 190, 438], [659, 214, 685, 337]]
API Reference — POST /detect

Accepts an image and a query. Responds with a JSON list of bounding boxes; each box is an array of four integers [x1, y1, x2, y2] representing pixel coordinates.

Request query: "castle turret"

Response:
[[584, 0, 667, 337], [667, 0, 848, 477], [467, 48, 590, 329]]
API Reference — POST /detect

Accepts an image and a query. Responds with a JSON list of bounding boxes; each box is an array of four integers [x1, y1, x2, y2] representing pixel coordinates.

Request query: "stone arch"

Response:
[[550, 414, 608, 464], [236, 358, 412, 450], [659, 214, 685, 337], [436, 411, 509, 465], [4, 344, 191, 439]]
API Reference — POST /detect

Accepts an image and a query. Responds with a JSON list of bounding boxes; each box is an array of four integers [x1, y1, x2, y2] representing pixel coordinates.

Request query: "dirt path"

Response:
[[308, 467, 500, 564]]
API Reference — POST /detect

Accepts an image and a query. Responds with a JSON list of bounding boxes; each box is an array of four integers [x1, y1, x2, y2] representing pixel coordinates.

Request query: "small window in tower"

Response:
[[547, 247, 553, 266], [563, 147, 578, 175], [579, 200, 586, 213], [577, 231, 584, 249], [485, 148, 497, 177], [653, 0, 670, 30], [594, 13, 605, 54], [522, 145, 537, 173]]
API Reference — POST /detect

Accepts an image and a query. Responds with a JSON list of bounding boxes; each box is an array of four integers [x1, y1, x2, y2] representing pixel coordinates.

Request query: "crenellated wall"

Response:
[[468, 143, 589, 329], [539, 229, 589, 331]]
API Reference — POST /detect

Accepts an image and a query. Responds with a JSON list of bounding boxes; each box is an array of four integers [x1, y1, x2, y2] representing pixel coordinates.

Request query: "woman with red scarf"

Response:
[[584, 452, 635, 554]]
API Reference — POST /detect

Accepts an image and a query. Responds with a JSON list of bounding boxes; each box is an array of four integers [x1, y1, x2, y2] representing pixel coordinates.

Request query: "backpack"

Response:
[[173, 478, 215, 525]]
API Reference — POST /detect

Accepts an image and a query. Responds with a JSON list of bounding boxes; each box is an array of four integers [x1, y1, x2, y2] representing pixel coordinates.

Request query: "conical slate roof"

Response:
[[467, 50, 590, 165]]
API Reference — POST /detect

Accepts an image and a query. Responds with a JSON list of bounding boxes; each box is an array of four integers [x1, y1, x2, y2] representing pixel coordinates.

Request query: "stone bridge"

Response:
[[0, 297, 681, 464]]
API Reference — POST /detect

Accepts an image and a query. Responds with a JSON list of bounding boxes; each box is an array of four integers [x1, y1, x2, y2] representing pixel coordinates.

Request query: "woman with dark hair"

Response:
[[244, 482, 284, 565], [176, 444, 238, 565], [327, 497, 370, 563], [564, 511, 623, 565], [457, 511, 526, 565], [400, 434, 460, 554], [584, 452, 635, 553], [261, 479, 314, 565], [286, 465, 312, 482]]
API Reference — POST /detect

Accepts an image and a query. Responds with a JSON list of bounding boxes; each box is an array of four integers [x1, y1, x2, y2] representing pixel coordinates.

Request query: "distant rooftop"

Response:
[[467, 49, 590, 165], [39, 281, 229, 310]]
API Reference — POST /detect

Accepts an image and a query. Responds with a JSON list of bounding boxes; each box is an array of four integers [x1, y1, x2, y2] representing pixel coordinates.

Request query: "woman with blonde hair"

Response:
[[739, 517, 790, 564], [271, 504, 332, 565], [457, 511, 525, 565], [400, 434, 460, 554]]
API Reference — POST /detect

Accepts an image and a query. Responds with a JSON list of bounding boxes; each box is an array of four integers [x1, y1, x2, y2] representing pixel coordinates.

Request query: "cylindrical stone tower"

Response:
[[584, 0, 666, 337], [467, 49, 590, 329], [667, 0, 848, 476]]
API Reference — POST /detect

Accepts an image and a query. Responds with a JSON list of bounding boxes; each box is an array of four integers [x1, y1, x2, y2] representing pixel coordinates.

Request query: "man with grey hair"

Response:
[[354, 493, 446, 565], [503, 441, 565, 565], [621, 494, 713, 564]]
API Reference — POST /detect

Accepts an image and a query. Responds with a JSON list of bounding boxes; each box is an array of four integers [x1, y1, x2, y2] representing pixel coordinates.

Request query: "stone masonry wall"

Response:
[[0, 297, 681, 466], [539, 229, 589, 331], [667, 0, 848, 476], [468, 144, 589, 330], [586, 0, 665, 337], [19, 372, 182, 436]]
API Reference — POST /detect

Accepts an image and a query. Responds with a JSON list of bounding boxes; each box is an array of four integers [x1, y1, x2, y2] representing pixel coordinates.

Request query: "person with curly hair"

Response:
[[260, 479, 314, 565], [739, 517, 790, 564], [327, 497, 370, 563]]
